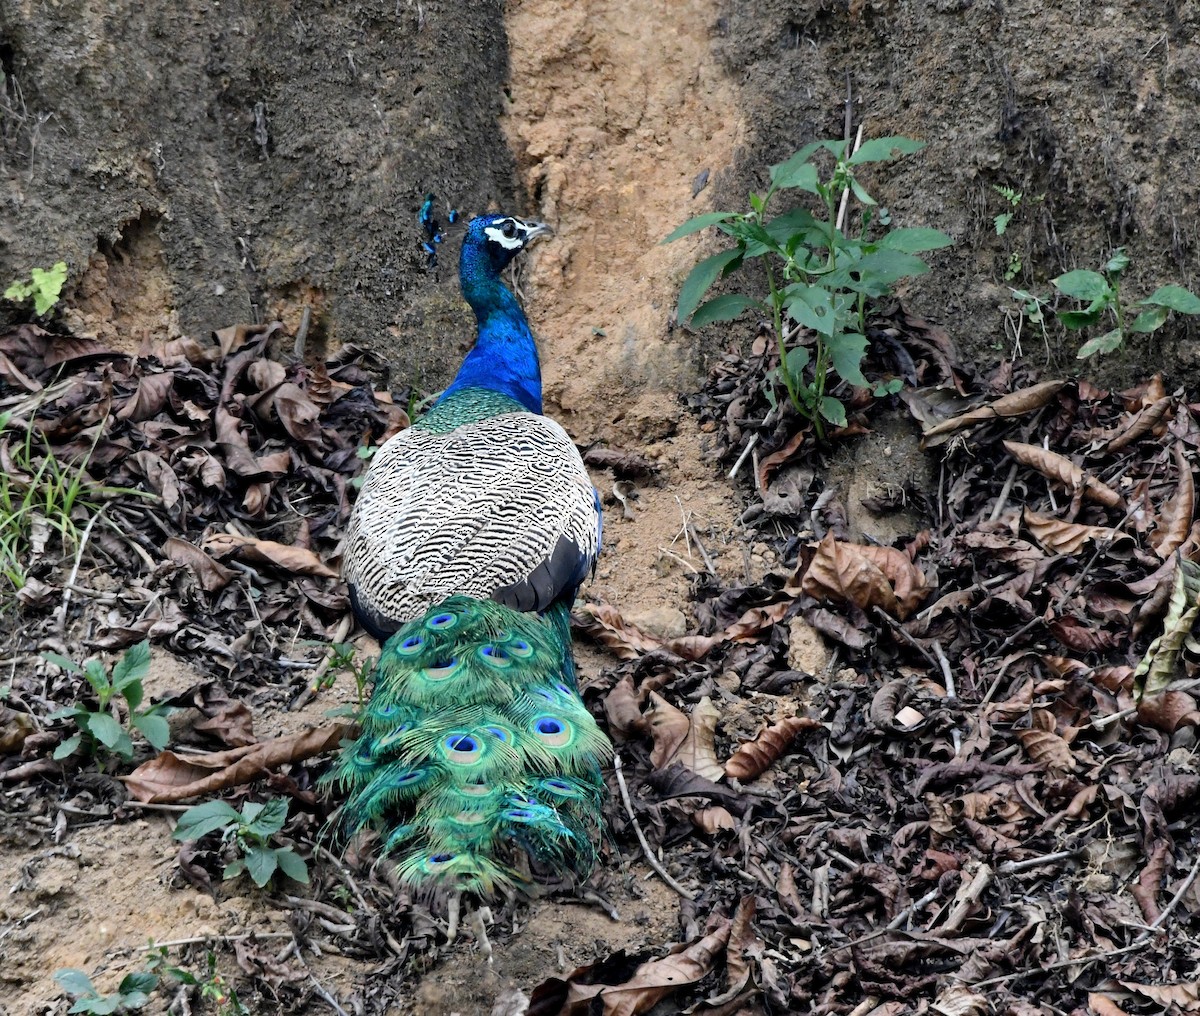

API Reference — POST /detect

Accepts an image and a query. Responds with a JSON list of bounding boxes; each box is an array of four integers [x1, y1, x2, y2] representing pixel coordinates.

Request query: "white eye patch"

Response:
[[484, 221, 526, 250]]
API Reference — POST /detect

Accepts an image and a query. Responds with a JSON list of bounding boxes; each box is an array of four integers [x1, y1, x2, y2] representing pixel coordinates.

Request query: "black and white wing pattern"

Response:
[[343, 412, 599, 639]]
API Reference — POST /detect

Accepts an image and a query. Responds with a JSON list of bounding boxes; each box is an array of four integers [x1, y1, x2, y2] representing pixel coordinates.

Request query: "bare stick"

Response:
[[289, 614, 355, 710], [612, 754, 695, 900], [55, 505, 105, 634], [835, 124, 865, 233], [293, 305, 313, 359]]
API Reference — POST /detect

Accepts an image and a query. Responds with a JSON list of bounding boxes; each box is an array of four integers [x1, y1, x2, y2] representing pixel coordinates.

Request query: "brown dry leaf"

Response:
[[920, 380, 1066, 446], [117, 372, 174, 422], [1134, 557, 1200, 699], [273, 382, 326, 447], [0, 707, 35, 754], [203, 532, 338, 578], [1002, 440, 1124, 508], [793, 532, 928, 620], [1023, 508, 1135, 559], [130, 450, 181, 510], [164, 537, 236, 592], [692, 806, 737, 834], [646, 692, 690, 771], [931, 985, 990, 1016], [1017, 728, 1077, 774], [604, 674, 646, 741], [1088, 994, 1132, 1016], [1151, 443, 1195, 559], [756, 429, 806, 491], [725, 716, 820, 781], [716, 895, 761, 1004], [1098, 395, 1173, 453], [555, 919, 733, 1016], [665, 696, 723, 782], [122, 723, 351, 802], [572, 603, 662, 660], [1137, 690, 1200, 733]]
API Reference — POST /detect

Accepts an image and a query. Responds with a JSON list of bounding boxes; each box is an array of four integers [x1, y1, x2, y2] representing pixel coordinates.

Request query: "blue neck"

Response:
[[438, 264, 543, 415]]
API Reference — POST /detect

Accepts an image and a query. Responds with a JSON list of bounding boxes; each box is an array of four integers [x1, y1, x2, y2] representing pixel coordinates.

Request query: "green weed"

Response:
[[53, 967, 157, 1014], [144, 946, 249, 1016], [173, 796, 310, 888], [44, 640, 170, 761], [317, 640, 376, 717], [1053, 248, 1200, 358], [4, 261, 67, 316], [666, 136, 951, 439]]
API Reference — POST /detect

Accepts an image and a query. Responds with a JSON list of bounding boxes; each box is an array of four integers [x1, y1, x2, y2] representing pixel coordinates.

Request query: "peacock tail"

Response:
[[331, 212, 612, 896], [327, 596, 611, 894]]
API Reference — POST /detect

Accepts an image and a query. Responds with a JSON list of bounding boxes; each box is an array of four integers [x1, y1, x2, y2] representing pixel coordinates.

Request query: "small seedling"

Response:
[[991, 186, 1043, 282], [44, 641, 170, 761], [1053, 248, 1200, 358], [316, 641, 376, 716], [4, 261, 68, 316], [144, 946, 248, 1016], [666, 136, 951, 439], [173, 796, 310, 888], [53, 968, 157, 1014]]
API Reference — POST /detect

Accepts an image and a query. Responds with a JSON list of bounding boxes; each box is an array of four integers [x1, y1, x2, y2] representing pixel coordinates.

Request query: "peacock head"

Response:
[[460, 213, 554, 284]]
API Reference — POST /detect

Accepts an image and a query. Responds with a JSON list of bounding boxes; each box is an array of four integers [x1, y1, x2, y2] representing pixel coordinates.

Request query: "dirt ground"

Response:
[[5, 0, 1200, 1012]]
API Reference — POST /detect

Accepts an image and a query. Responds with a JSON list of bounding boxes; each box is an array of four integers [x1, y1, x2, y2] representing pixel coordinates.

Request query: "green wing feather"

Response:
[[325, 596, 611, 895]]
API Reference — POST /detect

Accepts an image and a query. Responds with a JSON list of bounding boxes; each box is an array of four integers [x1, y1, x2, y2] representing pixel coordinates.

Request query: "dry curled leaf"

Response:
[[122, 723, 351, 802], [164, 536, 236, 592], [920, 380, 1066, 446], [1151, 443, 1195, 560], [1002, 440, 1124, 508], [725, 716, 820, 781], [572, 603, 662, 660], [793, 532, 929, 620], [203, 532, 339, 578], [646, 692, 689, 770], [1016, 728, 1077, 774], [1134, 557, 1200, 700], [1022, 508, 1135, 559], [1095, 395, 1172, 453], [669, 696, 723, 782]]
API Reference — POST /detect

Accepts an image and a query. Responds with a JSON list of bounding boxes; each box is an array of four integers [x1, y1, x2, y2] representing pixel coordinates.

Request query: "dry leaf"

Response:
[[1023, 508, 1135, 559], [122, 723, 351, 802], [794, 532, 929, 620], [692, 806, 736, 835], [647, 693, 690, 770], [117, 372, 175, 422], [1097, 395, 1172, 453], [604, 674, 646, 741], [1003, 440, 1124, 508], [666, 696, 723, 782], [203, 532, 339, 578], [1017, 728, 1077, 774], [1134, 557, 1200, 700], [920, 380, 1066, 446], [164, 537, 236, 592], [572, 603, 662, 660], [1151, 443, 1195, 559], [725, 716, 820, 781]]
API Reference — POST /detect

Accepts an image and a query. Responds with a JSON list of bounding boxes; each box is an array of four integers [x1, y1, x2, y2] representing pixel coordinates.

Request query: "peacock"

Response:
[[328, 212, 612, 898]]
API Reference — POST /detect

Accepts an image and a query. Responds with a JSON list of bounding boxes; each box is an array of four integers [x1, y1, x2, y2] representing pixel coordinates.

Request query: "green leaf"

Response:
[[849, 177, 877, 207], [1052, 269, 1110, 302], [53, 733, 83, 759], [819, 396, 848, 426], [748, 192, 764, 216], [689, 294, 761, 327], [132, 711, 170, 751], [763, 207, 819, 245], [1128, 306, 1170, 334], [732, 220, 786, 259], [1104, 248, 1130, 276], [4, 279, 33, 302], [768, 153, 820, 193], [122, 680, 144, 713], [993, 212, 1013, 235], [829, 332, 870, 387], [877, 228, 954, 253], [1057, 305, 1107, 330], [54, 969, 97, 996], [1076, 329, 1124, 358], [173, 800, 242, 841], [29, 262, 68, 316], [245, 846, 279, 887], [111, 641, 150, 691], [118, 971, 159, 995], [117, 991, 151, 1011], [243, 796, 288, 838], [85, 712, 124, 750], [83, 660, 112, 697], [661, 211, 739, 244], [783, 345, 810, 379], [41, 651, 82, 674], [847, 136, 925, 165], [825, 250, 930, 297], [1134, 558, 1200, 700], [1140, 284, 1200, 315], [71, 998, 120, 1015], [784, 284, 837, 337], [275, 847, 310, 884], [222, 858, 246, 880], [677, 248, 742, 323]]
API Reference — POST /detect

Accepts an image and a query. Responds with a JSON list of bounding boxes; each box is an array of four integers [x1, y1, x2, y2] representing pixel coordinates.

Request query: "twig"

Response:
[[612, 754, 695, 900], [835, 124, 865, 233], [55, 505, 105, 633], [687, 524, 717, 574], [289, 614, 355, 710], [109, 931, 293, 956], [999, 848, 1080, 875], [309, 974, 350, 1016], [314, 845, 406, 957], [293, 305, 313, 360], [987, 463, 1019, 522], [657, 546, 699, 574], [728, 434, 759, 481]]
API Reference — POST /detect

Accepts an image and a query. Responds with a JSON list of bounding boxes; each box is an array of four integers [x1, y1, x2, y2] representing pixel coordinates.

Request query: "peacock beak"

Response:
[[523, 221, 554, 245]]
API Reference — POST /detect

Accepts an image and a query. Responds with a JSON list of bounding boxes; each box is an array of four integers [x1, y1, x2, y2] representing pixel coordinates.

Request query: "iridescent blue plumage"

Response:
[[333, 214, 610, 896]]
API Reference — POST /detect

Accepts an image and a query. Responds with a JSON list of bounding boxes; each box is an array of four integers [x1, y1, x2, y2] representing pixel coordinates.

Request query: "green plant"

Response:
[[317, 640, 376, 715], [53, 968, 157, 1014], [991, 186, 1044, 282], [666, 136, 951, 438], [4, 261, 68, 316], [144, 946, 248, 1016], [1053, 248, 1200, 358], [0, 411, 146, 590], [173, 796, 310, 888], [44, 641, 170, 761]]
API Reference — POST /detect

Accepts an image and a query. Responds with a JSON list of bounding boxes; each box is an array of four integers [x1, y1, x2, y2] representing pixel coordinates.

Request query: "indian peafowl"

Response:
[[329, 213, 612, 896]]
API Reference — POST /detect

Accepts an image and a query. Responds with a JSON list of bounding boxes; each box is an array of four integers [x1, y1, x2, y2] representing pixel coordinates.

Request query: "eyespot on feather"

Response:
[[532, 714, 572, 748], [427, 611, 458, 631]]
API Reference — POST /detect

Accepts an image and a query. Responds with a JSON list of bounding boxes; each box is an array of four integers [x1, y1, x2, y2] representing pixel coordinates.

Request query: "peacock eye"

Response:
[[502, 220, 517, 239]]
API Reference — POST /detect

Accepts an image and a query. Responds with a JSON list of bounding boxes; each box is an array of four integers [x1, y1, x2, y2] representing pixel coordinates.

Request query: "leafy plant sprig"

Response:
[[1052, 248, 1200, 358], [317, 640, 376, 717], [666, 136, 951, 439], [4, 261, 68, 316], [53, 967, 157, 1014], [44, 640, 170, 761], [173, 796, 310, 888]]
